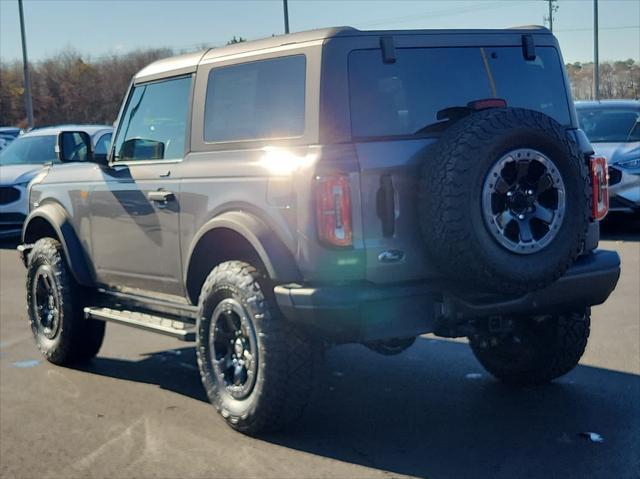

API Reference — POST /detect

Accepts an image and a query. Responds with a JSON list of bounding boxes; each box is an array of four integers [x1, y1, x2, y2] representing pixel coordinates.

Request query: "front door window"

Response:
[[114, 76, 191, 162]]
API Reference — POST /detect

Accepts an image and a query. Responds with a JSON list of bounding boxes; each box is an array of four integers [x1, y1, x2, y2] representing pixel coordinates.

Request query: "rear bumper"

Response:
[[274, 250, 621, 342]]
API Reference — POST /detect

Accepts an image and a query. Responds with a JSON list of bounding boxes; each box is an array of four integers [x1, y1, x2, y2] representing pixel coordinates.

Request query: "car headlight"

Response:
[[617, 158, 640, 170]]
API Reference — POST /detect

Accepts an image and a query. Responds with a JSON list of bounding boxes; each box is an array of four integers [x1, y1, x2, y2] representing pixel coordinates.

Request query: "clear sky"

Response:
[[1, 0, 638, 64]]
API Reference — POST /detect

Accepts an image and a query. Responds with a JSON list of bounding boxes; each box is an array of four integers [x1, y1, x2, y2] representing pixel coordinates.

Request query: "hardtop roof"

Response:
[[134, 25, 551, 83]]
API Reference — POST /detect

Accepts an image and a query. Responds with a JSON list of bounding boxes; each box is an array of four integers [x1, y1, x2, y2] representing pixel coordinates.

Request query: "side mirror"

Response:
[[56, 131, 100, 164], [119, 138, 165, 161]]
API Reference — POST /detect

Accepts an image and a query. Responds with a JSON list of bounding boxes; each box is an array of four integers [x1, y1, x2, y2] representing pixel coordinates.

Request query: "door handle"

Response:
[[148, 190, 175, 203]]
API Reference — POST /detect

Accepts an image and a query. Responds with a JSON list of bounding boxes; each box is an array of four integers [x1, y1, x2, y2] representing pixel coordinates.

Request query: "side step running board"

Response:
[[84, 307, 195, 341]]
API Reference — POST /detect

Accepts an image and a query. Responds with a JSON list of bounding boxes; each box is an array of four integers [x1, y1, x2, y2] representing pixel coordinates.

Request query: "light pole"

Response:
[[544, 0, 558, 32], [283, 0, 290, 34], [18, 0, 34, 129], [593, 0, 600, 100]]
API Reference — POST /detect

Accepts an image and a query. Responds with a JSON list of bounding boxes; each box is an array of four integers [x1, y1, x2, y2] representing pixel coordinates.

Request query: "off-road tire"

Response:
[[26, 237, 105, 365], [468, 310, 590, 385], [419, 108, 591, 294], [196, 261, 318, 435]]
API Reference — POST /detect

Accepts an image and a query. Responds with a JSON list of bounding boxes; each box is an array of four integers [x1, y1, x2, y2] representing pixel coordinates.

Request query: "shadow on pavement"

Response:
[[80, 347, 208, 403], [78, 337, 640, 479]]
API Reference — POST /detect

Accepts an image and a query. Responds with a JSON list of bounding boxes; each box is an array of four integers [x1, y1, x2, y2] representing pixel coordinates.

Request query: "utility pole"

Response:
[[283, 0, 290, 34], [593, 0, 600, 100], [544, 0, 559, 32], [18, 0, 34, 129]]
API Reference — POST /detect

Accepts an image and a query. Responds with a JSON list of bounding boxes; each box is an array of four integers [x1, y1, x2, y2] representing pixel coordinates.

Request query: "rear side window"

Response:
[[349, 46, 571, 139], [204, 55, 306, 142]]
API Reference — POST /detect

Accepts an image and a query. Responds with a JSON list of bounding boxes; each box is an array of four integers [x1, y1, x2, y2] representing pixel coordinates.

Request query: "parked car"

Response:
[[0, 125, 112, 237], [0, 127, 22, 152], [19, 26, 619, 435], [576, 100, 640, 217]]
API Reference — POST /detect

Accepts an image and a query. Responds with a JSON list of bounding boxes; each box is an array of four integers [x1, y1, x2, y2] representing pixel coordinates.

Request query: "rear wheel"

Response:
[[468, 310, 590, 385], [196, 261, 318, 435], [26, 237, 105, 365]]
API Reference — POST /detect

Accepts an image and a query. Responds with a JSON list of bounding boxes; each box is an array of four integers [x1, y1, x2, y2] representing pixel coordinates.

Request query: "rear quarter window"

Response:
[[349, 46, 571, 139], [204, 55, 306, 142]]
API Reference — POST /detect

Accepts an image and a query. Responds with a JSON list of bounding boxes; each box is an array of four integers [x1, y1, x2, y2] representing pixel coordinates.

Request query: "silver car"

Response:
[[0, 125, 112, 237], [576, 100, 640, 216]]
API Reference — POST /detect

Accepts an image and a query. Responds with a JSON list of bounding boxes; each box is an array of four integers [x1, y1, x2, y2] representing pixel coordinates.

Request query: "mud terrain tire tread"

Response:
[[26, 237, 105, 365], [196, 260, 318, 435]]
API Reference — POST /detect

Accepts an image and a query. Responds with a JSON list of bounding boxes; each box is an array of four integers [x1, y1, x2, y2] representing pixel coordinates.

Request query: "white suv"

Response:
[[0, 125, 112, 238]]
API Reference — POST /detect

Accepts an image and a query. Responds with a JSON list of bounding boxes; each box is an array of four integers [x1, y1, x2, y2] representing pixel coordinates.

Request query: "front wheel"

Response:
[[468, 310, 590, 385], [26, 237, 105, 365], [196, 261, 318, 435]]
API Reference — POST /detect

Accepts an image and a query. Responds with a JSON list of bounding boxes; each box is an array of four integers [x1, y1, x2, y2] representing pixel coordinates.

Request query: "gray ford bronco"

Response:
[[19, 26, 620, 435]]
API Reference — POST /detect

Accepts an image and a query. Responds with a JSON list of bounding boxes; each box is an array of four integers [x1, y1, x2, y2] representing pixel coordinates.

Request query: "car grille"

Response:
[[608, 166, 622, 186], [0, 186, 20, 205]]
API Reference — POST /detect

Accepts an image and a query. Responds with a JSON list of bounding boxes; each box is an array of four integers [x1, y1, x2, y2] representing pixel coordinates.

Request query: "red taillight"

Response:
[[590, 155, 609, 221], [315, 175, 353, 247]]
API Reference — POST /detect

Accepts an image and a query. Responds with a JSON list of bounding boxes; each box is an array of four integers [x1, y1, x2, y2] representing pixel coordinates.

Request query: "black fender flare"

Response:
[[184, 211, 301, 289], [22, 203, 95, 286]]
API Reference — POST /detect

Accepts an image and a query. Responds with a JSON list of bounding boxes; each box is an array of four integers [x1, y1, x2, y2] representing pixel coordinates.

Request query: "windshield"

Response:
[[0, 135, 58, 166], [349, 46, 571, 139], [577, 108, 640, 143]]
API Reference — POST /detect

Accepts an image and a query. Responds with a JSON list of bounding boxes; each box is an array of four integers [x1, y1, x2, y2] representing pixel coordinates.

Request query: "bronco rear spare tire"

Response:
[[419, 108, 590, 294]]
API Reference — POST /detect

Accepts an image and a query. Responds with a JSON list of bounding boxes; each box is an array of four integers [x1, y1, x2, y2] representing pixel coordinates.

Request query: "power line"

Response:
[[555, 25, 639, 32], [359, 2, 518, 28]]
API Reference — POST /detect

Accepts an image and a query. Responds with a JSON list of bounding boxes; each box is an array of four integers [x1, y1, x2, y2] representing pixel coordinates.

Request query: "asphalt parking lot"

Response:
[[1, 217, 639, 479]]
